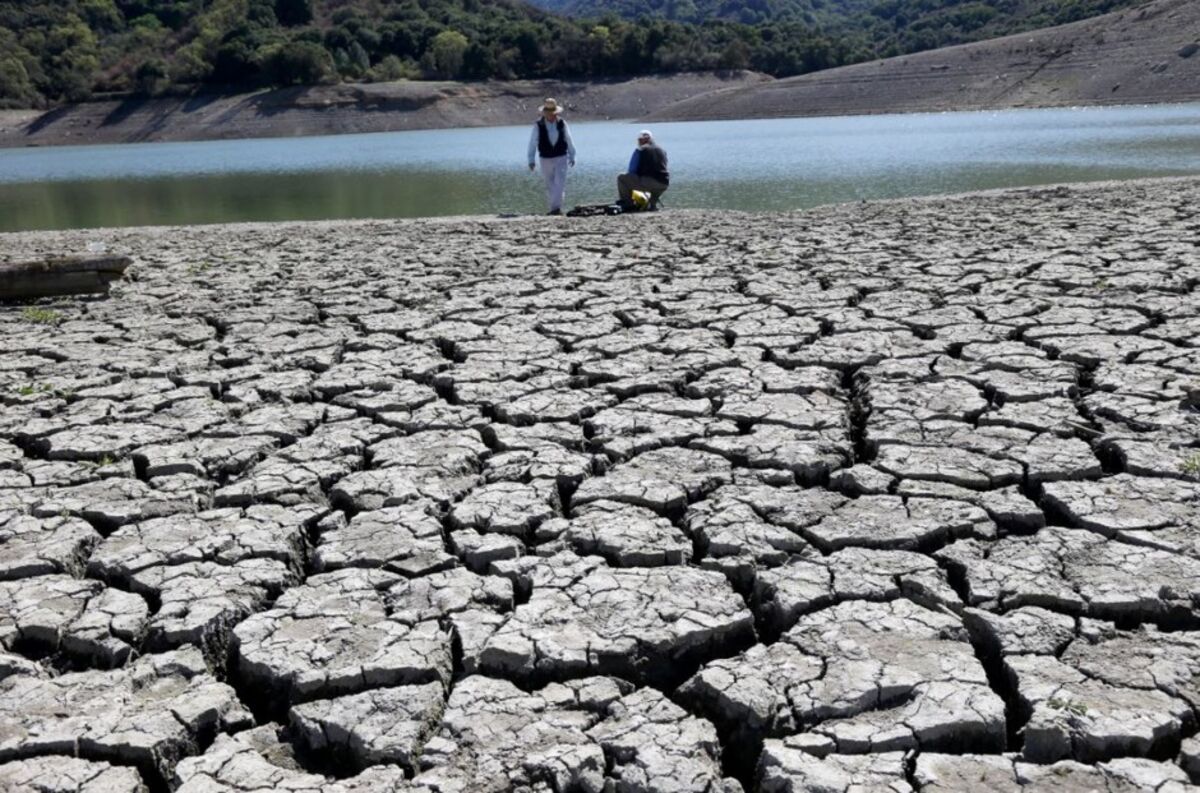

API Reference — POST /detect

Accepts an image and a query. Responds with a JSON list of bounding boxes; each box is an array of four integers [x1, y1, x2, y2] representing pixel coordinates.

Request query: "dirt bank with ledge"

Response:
[[0, 71, 769, 149], [646, 0, 1200, 123]]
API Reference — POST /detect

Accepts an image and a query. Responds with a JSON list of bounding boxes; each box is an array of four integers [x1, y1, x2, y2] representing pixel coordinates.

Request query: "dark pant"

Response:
[[618, 173, 668, 204]]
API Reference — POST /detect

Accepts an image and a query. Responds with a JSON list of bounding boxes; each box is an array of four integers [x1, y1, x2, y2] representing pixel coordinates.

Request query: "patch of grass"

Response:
[[14, 382, 53, 397], [1181, 453, 1200, 478], [1092, 278, 1111, 290], [82, 454, 117, 469], [1046, 697, 1088, 717], [186, 262, 214, 276], [21, 307, 61, 325]]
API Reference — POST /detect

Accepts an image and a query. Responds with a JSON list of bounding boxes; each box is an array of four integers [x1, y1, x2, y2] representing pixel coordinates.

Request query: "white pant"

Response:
[[540, 156, 569, 212]]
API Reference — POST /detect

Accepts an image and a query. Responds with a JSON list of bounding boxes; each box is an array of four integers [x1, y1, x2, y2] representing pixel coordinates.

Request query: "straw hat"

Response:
[[541, 98, 563, 114]]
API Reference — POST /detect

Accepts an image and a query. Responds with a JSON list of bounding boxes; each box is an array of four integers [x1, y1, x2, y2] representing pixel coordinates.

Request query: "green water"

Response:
[[1, 104, 1198, 232]]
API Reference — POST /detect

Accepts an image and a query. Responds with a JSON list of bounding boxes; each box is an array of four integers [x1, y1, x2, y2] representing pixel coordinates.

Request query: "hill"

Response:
[[645, 0, 1200, 122], [0, 0, 845, 109], [525, 0, 1147, 55]]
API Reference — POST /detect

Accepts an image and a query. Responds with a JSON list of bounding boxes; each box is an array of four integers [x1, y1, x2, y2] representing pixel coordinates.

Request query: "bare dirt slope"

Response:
[[646, 0, 1200, 123], [0, 72, 768, 149]]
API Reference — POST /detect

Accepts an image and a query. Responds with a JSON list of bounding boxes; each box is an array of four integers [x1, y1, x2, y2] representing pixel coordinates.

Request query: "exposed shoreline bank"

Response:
[[2, 174, 1198, 241], [0, 71, 769, 150], [645, 0, 1200, 124]]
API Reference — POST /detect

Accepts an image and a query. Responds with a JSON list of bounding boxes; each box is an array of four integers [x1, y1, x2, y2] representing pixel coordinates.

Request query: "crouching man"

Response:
[[618, 129, 669, 210]]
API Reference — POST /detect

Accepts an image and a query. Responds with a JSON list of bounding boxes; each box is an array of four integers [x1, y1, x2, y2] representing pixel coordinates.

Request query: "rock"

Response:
[[87, 505, 317, 653], [914, 753, 1195, 792], [415, 675, 738, 792], [873, 444, 1023, 489], [572, 447, 732, 515], [0, 512, 100, 581], [480, 553, 753, 687], [717, 391, 847, 432], [0, 647, 251, 784], [962, 605, 1076, 656], [173, 725, 413, 792], [1041, 473, 1200, 553], [0, 575, 148, 666], [0, 756, 149, 793], [311, 502, 454, 575], [828, 464, 895, 496], [449, 528, 524, 571], [537, 500, 692, 567], [385, 567, 512, 626], [39, 422, 183, 463], [691, 424, 850, 482], [1011, 626, 1200, 763], [757, 745, 913, 792], [806, 494, 992, 552], [231, 568, 452, 707], [288, 682, 445, 771], [755, 548, 959, 635], [680, 599, 1004, 755], [936, 527, 1200, 623], [31, 477, 201, 532], [448, 480, 559, 538], [1182, 735, 1200, 781], [685, 484, 828, 583]]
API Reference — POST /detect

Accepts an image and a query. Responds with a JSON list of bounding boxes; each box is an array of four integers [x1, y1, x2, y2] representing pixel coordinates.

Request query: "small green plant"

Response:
[[186, 261, 213, 276], [83, 454, 117, 468], [21, 307, 61, 325], [1046, 697, 1088, 717], [1181, 453, 1200, 478], [14, 382, 53, 397], [1092, 278, 1110, 290]]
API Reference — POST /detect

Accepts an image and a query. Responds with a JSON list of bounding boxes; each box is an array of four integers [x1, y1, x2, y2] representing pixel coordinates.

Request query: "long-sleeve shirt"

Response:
[[627, 149, 640, 175], [528, 120, 576, 166]]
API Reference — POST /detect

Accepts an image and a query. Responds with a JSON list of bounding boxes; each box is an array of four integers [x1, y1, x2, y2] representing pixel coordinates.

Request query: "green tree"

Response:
[[261, 39, 334, 85], [427, 29, 467, 78], [719, 37, 751, 69], [368, 53, 419, 81], [44, 15, 99, 101], [0, 55, 38, 108], [80, 0, 123, 32], [133, 57, 169, 94]]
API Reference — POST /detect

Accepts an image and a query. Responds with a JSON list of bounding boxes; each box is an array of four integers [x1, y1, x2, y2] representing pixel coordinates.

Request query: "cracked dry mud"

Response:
[[0, 177, 1198, 791]]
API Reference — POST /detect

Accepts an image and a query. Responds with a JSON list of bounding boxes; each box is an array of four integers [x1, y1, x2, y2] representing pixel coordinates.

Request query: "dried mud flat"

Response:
[[0, 177, 1198, 792]]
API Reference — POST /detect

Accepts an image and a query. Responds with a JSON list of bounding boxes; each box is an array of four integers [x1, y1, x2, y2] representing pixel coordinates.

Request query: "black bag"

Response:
[[567, 203, 624, 217]]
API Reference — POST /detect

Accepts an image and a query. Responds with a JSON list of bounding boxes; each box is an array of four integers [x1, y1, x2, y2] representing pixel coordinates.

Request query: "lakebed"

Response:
[[0, 177, 1198, 789]]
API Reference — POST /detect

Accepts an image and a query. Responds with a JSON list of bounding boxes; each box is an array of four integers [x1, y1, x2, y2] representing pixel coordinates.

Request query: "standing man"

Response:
[[618, 129, 669, 211], [527, 98, 576, 216]]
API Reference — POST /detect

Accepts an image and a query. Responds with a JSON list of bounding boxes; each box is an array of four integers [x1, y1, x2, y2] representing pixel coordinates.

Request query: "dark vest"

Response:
[[536, 119, 568, 158], [637, 144, 669, 185]]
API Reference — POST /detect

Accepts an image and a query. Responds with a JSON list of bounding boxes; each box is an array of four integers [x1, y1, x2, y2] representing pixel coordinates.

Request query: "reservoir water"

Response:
[[1, 103, 1199, 232]]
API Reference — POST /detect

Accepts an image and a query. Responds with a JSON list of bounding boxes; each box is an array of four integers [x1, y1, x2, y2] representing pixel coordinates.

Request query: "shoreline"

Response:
[[3, 174, 1199, 242], [2, 174, 1198, 244], [2, 86, 1196, 153]]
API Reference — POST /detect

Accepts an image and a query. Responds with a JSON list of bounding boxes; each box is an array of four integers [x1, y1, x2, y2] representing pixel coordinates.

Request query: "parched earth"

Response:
[[0, 177, 1198, 792]]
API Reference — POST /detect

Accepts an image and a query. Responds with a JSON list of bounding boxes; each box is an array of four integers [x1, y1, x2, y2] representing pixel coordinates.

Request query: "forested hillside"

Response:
[[0, 0, 847, 108], [528, 0, 1149, 53], [0, 0, 1152, 109]]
